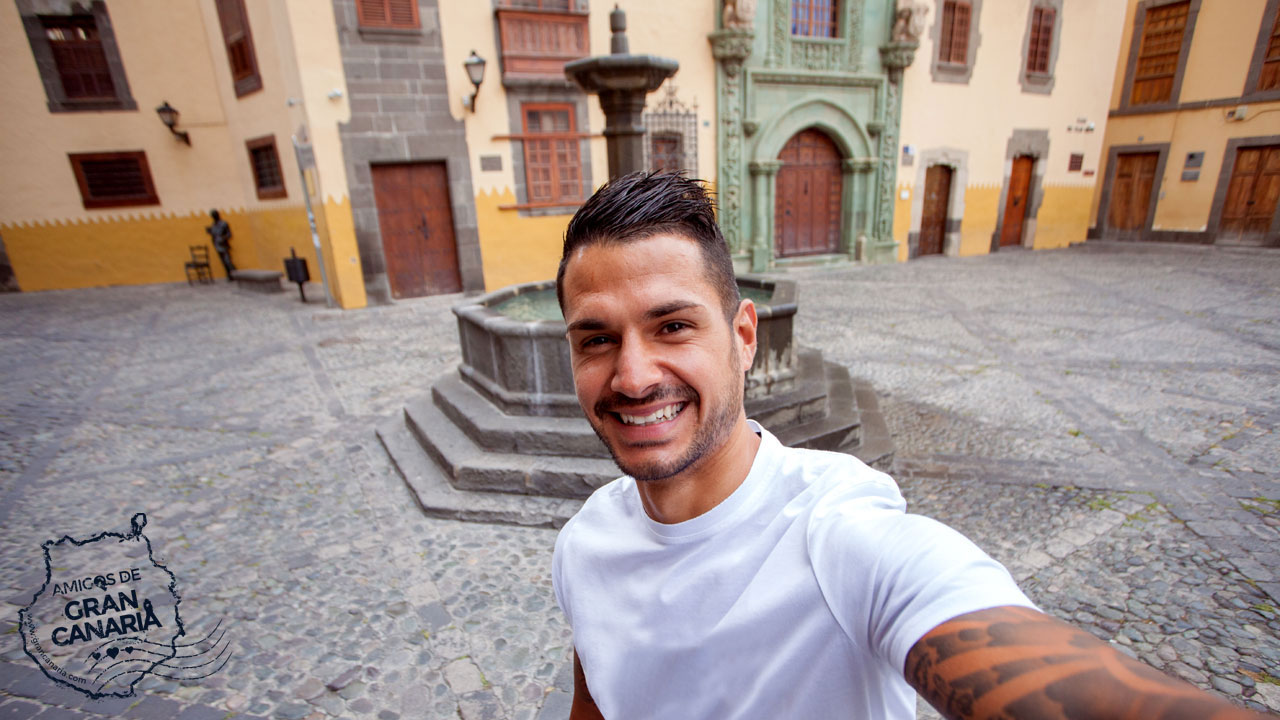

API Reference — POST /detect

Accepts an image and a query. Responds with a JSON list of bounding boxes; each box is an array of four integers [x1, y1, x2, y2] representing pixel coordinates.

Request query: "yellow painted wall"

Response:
[[437, 0, 718, 289], [894, 188, 912, 262], [1, 205, 311, 291], [1035, 186, 1095, 249], [475, 188, 571, 290], [957, 185, 1002, 256]]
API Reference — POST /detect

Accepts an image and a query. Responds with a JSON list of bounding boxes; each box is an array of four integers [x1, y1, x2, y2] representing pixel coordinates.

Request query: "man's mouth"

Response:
[[615, 402, 687, 426]]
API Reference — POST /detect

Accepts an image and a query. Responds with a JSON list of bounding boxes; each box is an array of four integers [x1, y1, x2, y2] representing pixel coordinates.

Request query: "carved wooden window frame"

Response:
[[68, 151, 160, 209]]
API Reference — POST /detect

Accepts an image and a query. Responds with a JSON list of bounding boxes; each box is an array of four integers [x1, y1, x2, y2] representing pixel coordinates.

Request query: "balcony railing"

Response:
[[496, 8, 589, 82]]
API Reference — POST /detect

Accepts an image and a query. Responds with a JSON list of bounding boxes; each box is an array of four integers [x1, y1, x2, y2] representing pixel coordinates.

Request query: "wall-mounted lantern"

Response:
[[462, 51, 486, 112], [155, 101, 191, 146]]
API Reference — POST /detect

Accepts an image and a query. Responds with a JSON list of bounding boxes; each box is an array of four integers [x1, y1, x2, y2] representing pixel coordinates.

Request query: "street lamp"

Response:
[[462, 51, 486, 112], [155, 101, 191, 146]]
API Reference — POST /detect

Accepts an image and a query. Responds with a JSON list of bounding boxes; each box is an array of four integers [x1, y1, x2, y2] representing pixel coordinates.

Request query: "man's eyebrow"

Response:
[[645, 301, 702, 321], [565, 301, 705, 334], [566, 318, 606, 333]]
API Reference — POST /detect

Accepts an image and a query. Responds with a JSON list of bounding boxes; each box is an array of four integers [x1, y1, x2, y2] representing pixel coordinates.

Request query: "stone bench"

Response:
[[231, 269, 284, 294]]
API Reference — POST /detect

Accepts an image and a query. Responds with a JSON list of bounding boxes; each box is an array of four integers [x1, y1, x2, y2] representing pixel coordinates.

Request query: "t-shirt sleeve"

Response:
[[551, 516, 575, 629], [807, 479, 1036, 676]]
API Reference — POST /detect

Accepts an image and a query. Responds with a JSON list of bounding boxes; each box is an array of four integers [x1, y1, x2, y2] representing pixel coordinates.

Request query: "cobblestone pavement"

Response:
[[0, 241, 1277, 719]]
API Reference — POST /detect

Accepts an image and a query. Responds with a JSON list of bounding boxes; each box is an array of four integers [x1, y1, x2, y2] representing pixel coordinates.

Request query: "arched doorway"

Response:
[[775, 128, 843, 257]]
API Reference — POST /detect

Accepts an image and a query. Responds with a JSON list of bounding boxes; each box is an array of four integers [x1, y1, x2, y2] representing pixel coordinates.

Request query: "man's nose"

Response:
[[610, 337, 662, 397]]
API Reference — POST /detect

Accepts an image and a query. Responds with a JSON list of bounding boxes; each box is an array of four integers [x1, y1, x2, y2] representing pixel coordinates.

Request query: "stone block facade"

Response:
[[331, 0, 484, 302]]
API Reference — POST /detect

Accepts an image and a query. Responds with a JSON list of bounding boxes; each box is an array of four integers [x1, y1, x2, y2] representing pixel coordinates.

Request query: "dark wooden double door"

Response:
[[775, 129, 842, 257], [1221, 145, 1280, 243], [371, 162, 462, 299], [1108, 152, 1159, 234]]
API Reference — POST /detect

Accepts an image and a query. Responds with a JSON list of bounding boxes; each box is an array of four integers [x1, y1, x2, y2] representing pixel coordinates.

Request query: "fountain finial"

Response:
[[610, 5, 628, 54]]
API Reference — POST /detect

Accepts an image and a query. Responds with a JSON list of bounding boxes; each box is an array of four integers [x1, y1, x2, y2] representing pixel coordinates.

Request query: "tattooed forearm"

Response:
[[904, 605, 1271, 720]]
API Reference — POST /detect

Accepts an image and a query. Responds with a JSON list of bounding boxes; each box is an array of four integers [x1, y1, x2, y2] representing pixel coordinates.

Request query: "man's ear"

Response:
[[734, 299, 758, 372]]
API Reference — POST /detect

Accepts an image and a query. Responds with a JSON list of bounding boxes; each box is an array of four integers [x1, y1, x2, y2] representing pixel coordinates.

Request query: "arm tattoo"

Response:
[[904, 605, 1270, 720]]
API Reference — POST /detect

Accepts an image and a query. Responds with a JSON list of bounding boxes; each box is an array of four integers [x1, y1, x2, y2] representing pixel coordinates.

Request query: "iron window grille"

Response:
[[642, 85, 698, 177]]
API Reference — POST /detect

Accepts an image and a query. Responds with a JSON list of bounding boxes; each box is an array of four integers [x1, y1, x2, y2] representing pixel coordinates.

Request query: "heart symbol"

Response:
[[125, 647, 135, 654], [106, 647, 119, 660], [91, 652, 100, 661]]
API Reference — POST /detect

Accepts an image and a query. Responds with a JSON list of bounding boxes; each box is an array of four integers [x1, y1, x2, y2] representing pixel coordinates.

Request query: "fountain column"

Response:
[[565, 7, 678, 178]]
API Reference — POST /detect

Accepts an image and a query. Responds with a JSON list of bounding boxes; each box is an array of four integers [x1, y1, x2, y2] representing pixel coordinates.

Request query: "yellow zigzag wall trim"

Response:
[[2, 205, 319, 292]]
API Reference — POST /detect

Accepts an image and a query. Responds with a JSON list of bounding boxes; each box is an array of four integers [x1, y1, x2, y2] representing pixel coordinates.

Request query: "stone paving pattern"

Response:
[[0, 242, 1277, 719]]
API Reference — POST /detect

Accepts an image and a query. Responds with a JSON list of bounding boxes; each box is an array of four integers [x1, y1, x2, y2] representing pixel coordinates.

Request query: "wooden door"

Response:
[[1000, 155, 1034, 247], [1108, 152, 1160, 233], [371, 162, 462, 299], [919, 164, 952, 256], [775, 129, 843, 257], [1221, 145, 1280, 241]]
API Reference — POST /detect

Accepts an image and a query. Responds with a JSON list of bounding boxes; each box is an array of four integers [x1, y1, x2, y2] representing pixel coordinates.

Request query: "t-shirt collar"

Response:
[[642, 419, 780, 542]]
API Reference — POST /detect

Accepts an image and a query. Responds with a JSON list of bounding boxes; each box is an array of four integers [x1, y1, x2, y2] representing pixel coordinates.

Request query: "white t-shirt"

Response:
[[552, 421, 1035, 720]]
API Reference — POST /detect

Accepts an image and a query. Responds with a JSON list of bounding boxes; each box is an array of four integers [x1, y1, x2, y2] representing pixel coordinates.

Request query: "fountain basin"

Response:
[[453, 276, 799, 417]]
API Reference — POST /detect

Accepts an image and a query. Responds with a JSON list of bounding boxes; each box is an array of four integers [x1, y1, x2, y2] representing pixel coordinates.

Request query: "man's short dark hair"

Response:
[[556, 171, 740, 321]]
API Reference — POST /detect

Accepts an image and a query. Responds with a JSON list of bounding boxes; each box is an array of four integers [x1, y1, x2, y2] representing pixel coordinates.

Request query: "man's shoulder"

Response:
[[555, 476, 635, 544], [770, 440, 899, 500]]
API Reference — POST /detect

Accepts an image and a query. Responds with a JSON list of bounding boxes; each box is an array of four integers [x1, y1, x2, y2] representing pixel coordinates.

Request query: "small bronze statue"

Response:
[[206, 209, 235, 281]]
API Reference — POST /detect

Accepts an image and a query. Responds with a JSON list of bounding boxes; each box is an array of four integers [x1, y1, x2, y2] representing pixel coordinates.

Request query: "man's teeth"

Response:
[[618, 403, 685, 426]]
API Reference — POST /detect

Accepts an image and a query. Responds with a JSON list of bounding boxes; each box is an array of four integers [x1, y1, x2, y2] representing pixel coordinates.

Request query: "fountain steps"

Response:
[[378, 350, 894, 528]]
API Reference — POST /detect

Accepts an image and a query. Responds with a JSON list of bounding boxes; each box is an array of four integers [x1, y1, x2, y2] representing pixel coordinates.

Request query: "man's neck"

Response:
[[635, 416, 762, 525]]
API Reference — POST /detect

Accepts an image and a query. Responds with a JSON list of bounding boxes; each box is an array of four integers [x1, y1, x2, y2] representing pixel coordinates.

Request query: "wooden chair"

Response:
[[185, 245, 213, 285]]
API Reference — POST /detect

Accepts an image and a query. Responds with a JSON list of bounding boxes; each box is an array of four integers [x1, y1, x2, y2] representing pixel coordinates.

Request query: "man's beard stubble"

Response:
[[589, 378, 742, 484]]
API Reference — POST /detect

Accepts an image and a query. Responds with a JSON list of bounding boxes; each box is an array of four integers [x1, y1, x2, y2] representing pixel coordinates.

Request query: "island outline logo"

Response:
[[18, 513, 231, 699]]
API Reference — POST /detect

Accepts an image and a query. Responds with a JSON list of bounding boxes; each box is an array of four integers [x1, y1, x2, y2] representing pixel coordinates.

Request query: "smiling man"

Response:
[[551, 172, 1269, 720]]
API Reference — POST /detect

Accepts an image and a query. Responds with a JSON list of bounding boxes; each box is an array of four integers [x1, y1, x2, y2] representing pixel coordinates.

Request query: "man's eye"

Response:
[[580, 335, 610, 348], [661, 321, 689, 334]]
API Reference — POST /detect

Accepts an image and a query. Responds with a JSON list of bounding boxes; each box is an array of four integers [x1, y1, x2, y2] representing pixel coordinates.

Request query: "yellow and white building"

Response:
[[893, 0, 1128, 259], [0, 0, 367, 306], [1090, 0, 1280, 246]]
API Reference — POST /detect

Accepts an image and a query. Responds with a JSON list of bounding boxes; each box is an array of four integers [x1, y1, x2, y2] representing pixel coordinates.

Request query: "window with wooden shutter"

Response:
[[246, 136, 287, 200], [1068, 153, 1084, 172], [496, 2, 588, 81], [1131, 1, 1190, 105], [522, 104, 582, 206], [791, 0, 839, 38], [68, 152, 159, 209], [215, 0, 262, 97], [42, 15, 115, 100], [1259, 7, 1280, 90], [22, 4, 134, 112], [1026, 6, 1055, 74], [356, 0, 420, 29], [939, 1, 971, 65]]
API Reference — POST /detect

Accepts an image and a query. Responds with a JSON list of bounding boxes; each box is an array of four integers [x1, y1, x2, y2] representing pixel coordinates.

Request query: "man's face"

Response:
[[561, 234, 756, 483]]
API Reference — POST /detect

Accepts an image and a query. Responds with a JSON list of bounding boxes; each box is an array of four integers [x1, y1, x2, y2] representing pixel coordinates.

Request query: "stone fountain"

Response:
[[376, 7, 891, 527]]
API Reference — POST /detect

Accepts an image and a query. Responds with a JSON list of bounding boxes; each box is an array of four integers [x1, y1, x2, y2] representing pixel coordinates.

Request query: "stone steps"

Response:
[[433, 373, 611, 459], [377, 416, 581, 528], [404, 392, 619, 498]]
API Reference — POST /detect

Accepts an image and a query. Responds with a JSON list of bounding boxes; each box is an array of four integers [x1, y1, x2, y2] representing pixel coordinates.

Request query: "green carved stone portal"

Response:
[[712, 0, 915, 270]]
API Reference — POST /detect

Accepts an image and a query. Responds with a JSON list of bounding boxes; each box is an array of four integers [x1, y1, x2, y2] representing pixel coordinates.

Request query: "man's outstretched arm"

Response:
[[905, 605, 1271, 720], [570, 649, 605, 720]]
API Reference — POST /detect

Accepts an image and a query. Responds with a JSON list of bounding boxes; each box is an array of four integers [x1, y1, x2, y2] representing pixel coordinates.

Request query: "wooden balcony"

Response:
[[496, 8, 589, 82]]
